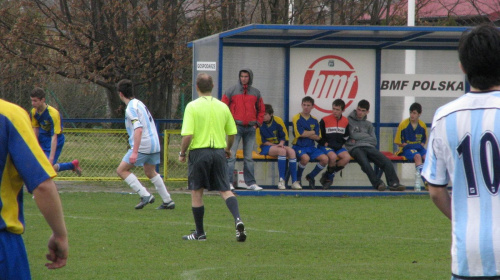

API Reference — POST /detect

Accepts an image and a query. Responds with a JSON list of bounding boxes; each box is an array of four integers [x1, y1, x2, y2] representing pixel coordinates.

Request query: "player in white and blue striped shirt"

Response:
[[422, 24, 500, 280], [116, 79, 175, 210]]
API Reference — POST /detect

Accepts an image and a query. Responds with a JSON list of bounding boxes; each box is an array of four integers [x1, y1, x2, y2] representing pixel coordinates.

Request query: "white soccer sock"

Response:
[[150, 174, 172, 203], [124, 173, 150, 197]]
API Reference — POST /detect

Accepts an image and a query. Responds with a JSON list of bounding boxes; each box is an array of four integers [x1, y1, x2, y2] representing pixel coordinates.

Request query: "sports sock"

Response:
[[192, 206, 205, 235], [124, 173, 150, 197], [308, 163, 326, 178], [278, 156, 287, 180], [416, 164, 423, 174], [57, 162, 73, 172], [150, 174, 172, 203], [289, 158, 298, 182], [297, 163, 306, 180], [225, 196, 241, 221]]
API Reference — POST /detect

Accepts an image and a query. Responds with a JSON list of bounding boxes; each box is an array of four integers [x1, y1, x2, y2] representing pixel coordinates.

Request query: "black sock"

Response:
[[225, 196, 241, 222], [333, 165, 344, 173], [192, 206, 205, 234]]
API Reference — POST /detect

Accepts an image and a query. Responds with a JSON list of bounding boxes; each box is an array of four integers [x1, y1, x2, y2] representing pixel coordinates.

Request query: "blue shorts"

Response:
[[0, 231, 31, 280], [122, 150, 160, 166], [43, 141, 65, 164], [402, 146, 427, 162], [293, 145, 325, 161], [317, 146, 347, 155], [259, 145, 272, 155]]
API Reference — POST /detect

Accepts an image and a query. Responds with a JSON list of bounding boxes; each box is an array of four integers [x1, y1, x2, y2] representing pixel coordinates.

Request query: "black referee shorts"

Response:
[[187, 148, 230, 191]]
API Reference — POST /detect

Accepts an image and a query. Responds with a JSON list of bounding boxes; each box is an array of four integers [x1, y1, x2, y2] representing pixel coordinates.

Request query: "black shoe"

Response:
[[376, 182, 386, 191], [156, 200, 175, 210], [236, 220, 247, 242], [389, 183, 406, 191], [135, 195, 155, 209], [305, 174, 316, 189], [182, 230, 207, 241], [319, 172, 334, 190]]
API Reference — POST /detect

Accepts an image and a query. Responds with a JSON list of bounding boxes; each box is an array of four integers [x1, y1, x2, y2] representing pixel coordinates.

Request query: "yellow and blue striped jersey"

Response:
[[30, 105, 65, 151], [256, 116, 288, 152], [1, 99, 56, 234], [394, 118, 427, 155], [291, 113, 320, 147]]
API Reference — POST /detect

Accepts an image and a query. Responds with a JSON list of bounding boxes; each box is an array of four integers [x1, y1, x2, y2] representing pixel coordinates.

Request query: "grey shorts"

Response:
[[187, 148, 230, 191]]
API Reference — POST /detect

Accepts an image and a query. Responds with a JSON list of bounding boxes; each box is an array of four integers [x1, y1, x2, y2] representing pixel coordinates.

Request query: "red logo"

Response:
[[303, 55, 358, 113]]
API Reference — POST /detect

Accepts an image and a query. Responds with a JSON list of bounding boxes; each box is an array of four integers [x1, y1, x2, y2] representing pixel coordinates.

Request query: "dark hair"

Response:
[[357, 99, 370, 111], [264, 104, 274, 115], [409, 102, 422, 114], [332, 99, 345, 111], [30, 87, 46, 99], [196, 73, 214, 93], [459, 24, 500, 90], [302, 96, 315, 105], [117, 79, 134, 99]]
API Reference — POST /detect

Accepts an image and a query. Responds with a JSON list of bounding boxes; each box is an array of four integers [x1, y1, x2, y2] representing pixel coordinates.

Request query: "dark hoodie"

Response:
[[345, 109, 378, 152], [222, 68, 265, 126]]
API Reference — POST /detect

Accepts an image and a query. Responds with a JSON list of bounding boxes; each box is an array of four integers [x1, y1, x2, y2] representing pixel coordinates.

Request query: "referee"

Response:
[[179, 73, 246, 242]]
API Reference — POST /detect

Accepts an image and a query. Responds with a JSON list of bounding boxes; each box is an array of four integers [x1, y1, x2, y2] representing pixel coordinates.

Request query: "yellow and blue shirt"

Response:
[[30, 105, 65, 151], [292, 113, 320, 147], [256, 116, 288, 152], [394, 118, 427, 155], [1, 100, 57, 234]]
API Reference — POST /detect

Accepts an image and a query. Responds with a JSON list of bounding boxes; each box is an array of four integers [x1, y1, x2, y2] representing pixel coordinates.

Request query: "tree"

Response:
[[0, 0, 194, 119]]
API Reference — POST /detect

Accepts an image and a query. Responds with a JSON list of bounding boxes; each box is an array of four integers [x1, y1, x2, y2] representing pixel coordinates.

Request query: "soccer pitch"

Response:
[[24, 191, 451, 279]]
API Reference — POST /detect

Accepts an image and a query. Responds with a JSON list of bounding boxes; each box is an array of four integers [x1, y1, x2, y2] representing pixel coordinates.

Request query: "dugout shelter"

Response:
[[188, 24, 469, 190]]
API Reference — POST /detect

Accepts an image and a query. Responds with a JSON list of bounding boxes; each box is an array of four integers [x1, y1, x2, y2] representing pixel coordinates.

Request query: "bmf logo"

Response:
[[303, 55, 358, 113]]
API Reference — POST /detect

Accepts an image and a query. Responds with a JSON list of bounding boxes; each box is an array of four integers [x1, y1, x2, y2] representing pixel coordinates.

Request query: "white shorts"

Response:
[[122, 150, 160, 166]]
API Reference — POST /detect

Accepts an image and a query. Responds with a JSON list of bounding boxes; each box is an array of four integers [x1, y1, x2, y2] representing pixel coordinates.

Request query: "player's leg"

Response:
[[267, 146, 287, 189], [117, 150, 153, 209], [351, 147, 382, 188], [367, 148, 404, 191], [143, 155, 174, 210], [305, 150, 328, 189], [183, 188, 206, 241], [285, 147, 301, 189], [296, 148, 310, 183], [183, 148, 207, 241], [320, 148, 337, 189], [51, 141, 82, 176]]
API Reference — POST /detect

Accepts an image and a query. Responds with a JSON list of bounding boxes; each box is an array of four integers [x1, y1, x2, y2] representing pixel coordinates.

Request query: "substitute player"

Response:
[[256, 104, 301, 190], [30, 88, 82, 175], [422, 24, 500, 279], [116, 79, 175, 210]]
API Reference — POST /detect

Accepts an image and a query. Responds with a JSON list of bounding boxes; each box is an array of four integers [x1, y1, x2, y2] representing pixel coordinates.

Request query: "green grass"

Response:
[[24, 192, 451, 279]]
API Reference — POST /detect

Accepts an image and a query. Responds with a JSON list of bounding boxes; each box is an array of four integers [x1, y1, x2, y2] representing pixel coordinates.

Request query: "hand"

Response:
[[48, 158, 54, 165], [277, 143, 284, 148], [178, 155, 186, 163], [129, 152, 138, 164], [45, 234, 68, 269], [225, 148, 232, 158]]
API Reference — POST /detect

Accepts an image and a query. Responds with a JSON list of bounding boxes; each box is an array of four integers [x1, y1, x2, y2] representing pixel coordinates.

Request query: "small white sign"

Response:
[[196, 61, 216, 71]]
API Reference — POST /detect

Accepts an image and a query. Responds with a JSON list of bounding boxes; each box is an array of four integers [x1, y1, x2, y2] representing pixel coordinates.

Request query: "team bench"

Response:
[[235, 150, 407, 163]]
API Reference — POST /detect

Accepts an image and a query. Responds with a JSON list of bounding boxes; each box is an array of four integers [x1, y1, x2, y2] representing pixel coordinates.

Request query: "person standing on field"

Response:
[[179, 73, 246, 242], [30, 87, 82, 176], [222, 68, 265, 191], [422, 24, 500, 279], [1, 98, 68, 279], [116, 79, 175, 210]]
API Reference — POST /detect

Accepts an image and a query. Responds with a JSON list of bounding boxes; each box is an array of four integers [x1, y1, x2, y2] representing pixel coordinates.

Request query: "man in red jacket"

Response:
[[222, 68, 265, 191]]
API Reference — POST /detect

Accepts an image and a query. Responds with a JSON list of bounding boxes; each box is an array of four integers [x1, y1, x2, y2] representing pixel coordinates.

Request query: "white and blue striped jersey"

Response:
[[422, 91, 500, 278], [124, 99, 160, 154]]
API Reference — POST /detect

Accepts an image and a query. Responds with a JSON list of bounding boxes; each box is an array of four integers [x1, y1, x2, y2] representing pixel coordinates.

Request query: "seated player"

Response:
[[256, 104, 302, 190]]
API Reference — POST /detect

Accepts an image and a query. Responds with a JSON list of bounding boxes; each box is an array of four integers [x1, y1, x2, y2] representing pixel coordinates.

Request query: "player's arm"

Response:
[[318, 119, 327, 146], [130, 127, 143, 164], [33, 127, 39, 138], [49, 133, 58, 164], [33, 178, 68, 269], [226, 135, 235, 157], [428, 184, 451, 220]]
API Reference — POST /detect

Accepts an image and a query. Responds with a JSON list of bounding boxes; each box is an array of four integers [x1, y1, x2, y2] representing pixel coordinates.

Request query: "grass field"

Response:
[[24, 190, 452, 280]]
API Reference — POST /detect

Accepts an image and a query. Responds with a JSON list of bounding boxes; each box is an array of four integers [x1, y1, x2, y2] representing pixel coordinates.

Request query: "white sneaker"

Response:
[[248, 184, 263, 191], [291, 181, 302, 190], [277, 179, 286, 190], [230, 183, 235, 190]]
